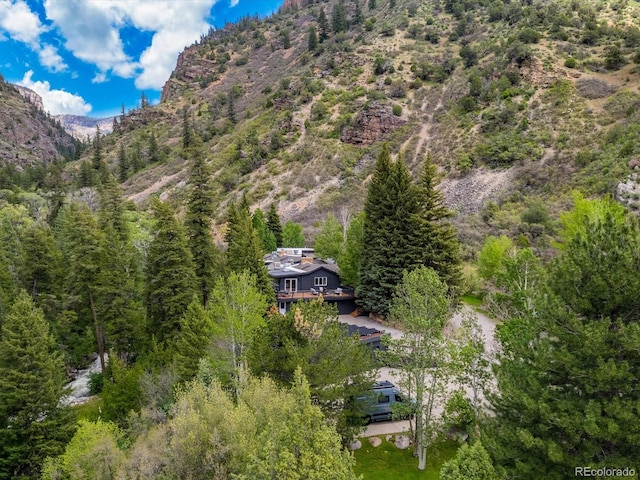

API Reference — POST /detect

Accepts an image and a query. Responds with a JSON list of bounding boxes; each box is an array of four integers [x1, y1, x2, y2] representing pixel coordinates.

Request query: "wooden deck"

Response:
[[276, 289, 355, 301]]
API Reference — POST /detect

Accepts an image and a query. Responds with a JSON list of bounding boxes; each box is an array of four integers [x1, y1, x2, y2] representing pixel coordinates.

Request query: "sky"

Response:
[[0, 0, 284, 118]]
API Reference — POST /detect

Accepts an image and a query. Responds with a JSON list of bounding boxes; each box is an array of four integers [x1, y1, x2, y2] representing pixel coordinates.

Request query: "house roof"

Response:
[[265, 253, 339, 278], [267, 263, 338, 278]]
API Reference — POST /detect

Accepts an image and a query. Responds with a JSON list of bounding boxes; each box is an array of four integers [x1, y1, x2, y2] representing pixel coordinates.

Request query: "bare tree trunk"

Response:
[[89, 290, 106, 374]]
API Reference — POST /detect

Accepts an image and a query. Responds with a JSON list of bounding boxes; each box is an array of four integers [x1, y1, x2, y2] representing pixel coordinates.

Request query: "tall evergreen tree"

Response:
[[59, 202, 108, 373], [148, 131, 159, 164], [145, 199, 196, 344], [117, 143, 128, 183], [0, 291, 74, 479], [332, 1, 348, 33], [413, 155, 461, 294], [308, 25, 318, 51], [353, 1, 364, 25], [97, 177, 144, 359], [226, 200, 274, 300], [356, 146, 421, 316], [92, 125, 102, 171], [252, 208, 277, 253], [174, 296, 213, 381], [185, 153, 222, 307], [182, 109, 192, 150], [486, 196, 640, 478], [78, 160, 95, 188], [318, 7, 329, 42], [266, 203, 283, 247]]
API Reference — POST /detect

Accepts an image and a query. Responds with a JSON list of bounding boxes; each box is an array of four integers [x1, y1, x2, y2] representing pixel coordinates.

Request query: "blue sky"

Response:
[[0, 0, 284, 117]]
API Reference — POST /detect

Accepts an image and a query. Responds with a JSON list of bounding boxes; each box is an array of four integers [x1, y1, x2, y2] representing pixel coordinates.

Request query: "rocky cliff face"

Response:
[[0, 81, 79, 166], [340, 103, 406, 146], [14, 85, 44, 110]]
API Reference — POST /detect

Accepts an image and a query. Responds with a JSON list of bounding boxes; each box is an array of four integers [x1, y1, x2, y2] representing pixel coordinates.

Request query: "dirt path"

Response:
[[127, 171, 183, 204], [399, 86, 445, 160]]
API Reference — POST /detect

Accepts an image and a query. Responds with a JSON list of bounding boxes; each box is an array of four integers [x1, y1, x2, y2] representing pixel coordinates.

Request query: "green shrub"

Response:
[[392, 104, 402, 116], [564, 57, 577, 68]]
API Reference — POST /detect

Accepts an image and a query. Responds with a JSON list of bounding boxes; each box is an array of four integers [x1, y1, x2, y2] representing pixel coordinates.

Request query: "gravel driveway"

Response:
[[338, 306, 498, 438]]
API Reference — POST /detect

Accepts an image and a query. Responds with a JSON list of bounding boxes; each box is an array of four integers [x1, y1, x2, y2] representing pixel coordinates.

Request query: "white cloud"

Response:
[[18, 70, 92, 116], [44, 0, 218, 90], [44, 0, 137, 79], [38, 44, 67, 72], [0, 0, 68, 73], [230, 0, 240, 7], [0, 0, 44, 45]]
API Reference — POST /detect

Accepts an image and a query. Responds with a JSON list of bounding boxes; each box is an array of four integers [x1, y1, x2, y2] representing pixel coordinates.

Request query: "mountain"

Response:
[[0, 79, 82, 168], [68, 0, 640, 250], [54, 115, 114, 140]]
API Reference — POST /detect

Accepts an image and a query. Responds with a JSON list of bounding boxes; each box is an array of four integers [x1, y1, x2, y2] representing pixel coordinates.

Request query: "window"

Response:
[[279, 302, 286, 310], [377, 394, 390, 404], [395, 394, 404, 403], [314, 277, 328, 287], [284, 278, 297, 292]]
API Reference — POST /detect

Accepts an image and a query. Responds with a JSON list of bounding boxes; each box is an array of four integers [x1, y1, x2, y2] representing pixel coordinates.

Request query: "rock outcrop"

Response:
[[14, 85, 44, 110], [340, 102, 406, 146]]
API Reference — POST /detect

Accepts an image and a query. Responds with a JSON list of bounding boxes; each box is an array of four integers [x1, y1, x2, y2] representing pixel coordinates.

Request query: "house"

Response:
[[265, 249, 356, 315]]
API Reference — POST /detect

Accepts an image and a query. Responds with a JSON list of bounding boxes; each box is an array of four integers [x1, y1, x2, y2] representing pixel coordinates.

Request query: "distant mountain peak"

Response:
[[54, 115, 114, 139]]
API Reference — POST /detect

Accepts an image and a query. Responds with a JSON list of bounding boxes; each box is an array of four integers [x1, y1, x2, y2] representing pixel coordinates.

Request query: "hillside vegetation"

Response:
[[61, 0, 640, 256]]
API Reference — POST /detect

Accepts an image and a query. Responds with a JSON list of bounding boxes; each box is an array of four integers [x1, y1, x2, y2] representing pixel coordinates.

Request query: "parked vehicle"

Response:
[[351, 381, 414, 424]]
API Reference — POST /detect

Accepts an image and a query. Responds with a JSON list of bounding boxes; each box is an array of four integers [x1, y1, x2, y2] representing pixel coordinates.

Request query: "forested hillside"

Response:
[[1, 0, 640, 478]]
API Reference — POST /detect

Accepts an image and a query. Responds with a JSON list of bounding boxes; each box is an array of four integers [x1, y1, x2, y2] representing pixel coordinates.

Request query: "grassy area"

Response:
[[72, 397, 103, 422], [461, 294, 483, 308], [353, 437, 458, 479]]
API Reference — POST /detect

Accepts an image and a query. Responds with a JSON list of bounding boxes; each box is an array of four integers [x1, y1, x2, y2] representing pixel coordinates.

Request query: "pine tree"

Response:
[[308, 25, 318, 51], [148, 131, 159, 164], [226, 200, 274, 300], [414, 156, 461, 294], [145, 199, 196, 344], [267, 203, 283, 247], [92, 125, 102, 170], [369, 0, 377, 10], [59, 202, 108, 373], [353, 1, 363, 25], [487, 196, 640, 478], [318, 7, 329, 42], [252, 208, 277, 253], [356, 146, 421, 317], [0, 291, 74, 479], [117, 143, 128, 182], [182, 109, 192, 150], [18, 223, 62, 318], [78, 160, 95, 188], [332, 1, 348, 34], [185, 154, 223, 307], [174, 297, 213, 380], [282, 30, 291, 49], [97, 177, 144, 358]]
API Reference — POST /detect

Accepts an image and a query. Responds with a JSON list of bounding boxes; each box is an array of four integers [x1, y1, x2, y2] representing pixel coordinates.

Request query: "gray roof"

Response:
[[266, 258, 338, 278]]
